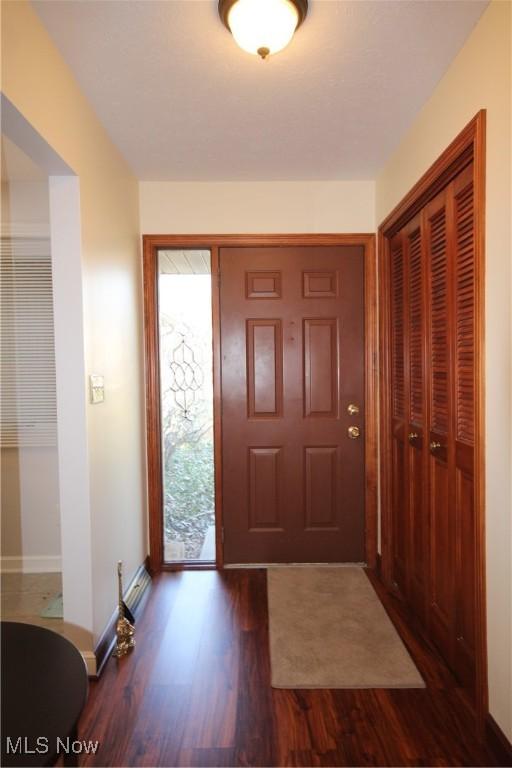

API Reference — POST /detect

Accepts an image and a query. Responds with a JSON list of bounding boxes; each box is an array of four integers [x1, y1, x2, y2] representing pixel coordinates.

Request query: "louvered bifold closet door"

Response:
[[424, 164, 477, 689], [452, 163, 476, 692], [389, 230, 408, 597], [404, 215, 428, 621], [386, 160, 478, 696], [425, 185, 457, 667]]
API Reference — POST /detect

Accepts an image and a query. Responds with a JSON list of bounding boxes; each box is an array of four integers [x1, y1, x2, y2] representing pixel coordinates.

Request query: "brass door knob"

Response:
[[408, 432, 419, 442], [430, 441, 442, 451], [347, 403, 360, 416], [348, 426, 360, 439]]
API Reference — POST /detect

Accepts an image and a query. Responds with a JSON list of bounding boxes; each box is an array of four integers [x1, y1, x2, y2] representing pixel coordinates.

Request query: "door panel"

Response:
[[405, 218, 427, 619], [389, 234, 408, 595], [409, 444, 425, 615], [429, 453, 453, 651], [247, 319, 283, 417], [426, 187, 456, 664], [220, 246, 365, 564], [407, 225, 424, 426], [304, 446, 340, 529], [248, 447, 283, 530], [455, 461, 476, 689], [453, 164, 476, 691], [391, 433, 407, 592], [303, 318, 338, 417]]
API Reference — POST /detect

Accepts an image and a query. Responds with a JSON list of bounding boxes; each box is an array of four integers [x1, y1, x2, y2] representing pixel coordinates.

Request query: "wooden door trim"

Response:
[[363, 234, 378, 568], [143, 233, 377, 573], [142, 236, 164, 575], [378, 111, 487, 727], [142, 237, 223, 573]]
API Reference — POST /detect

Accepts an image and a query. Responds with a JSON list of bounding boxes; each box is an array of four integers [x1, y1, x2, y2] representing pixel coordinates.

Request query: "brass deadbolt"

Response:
[[347, 403, 360, 416]]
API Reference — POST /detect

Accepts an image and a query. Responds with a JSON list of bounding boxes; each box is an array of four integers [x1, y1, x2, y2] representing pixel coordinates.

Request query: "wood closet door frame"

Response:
[[378, 111, 487, 726], [142, 233, 378, 574]]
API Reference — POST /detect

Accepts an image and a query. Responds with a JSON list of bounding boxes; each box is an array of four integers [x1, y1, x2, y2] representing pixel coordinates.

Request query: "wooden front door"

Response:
[[220, 245, 366, 564]]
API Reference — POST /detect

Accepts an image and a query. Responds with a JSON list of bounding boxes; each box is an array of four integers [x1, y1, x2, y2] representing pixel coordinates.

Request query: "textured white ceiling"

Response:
[[32, 0, 488, 181]]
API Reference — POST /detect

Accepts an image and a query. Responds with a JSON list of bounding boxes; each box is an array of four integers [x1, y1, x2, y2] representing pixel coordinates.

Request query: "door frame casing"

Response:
[[378, 111, 487, 726], [142, 233, 378, 573]]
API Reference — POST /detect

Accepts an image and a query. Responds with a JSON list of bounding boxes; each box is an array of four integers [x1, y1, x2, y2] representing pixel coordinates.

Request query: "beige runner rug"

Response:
[[267, 566, 425, 689]]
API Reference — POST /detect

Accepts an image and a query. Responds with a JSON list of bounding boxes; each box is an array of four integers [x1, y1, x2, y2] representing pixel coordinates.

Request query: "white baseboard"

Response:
[[0, 555, 62, 573], [81, 651, 97, 676]]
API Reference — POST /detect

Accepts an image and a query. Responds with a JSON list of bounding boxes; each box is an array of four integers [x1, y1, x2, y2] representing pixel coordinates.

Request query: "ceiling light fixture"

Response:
[[218, 0, 308, 60]]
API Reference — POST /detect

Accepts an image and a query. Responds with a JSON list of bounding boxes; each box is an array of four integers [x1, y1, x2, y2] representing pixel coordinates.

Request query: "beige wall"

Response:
[[1, 178, 49, 233], [1, 0, 147, 646], [1, 448, 61, 569], [140, 180, 375, 233], [376, 0, 512, 739]]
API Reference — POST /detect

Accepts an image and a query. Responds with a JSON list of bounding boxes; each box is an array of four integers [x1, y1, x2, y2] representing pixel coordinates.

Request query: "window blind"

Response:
[[0, 237, 57, 447]]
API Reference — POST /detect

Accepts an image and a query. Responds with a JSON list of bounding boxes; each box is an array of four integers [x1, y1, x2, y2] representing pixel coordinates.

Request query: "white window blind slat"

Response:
[[0, 236, 57, 447]]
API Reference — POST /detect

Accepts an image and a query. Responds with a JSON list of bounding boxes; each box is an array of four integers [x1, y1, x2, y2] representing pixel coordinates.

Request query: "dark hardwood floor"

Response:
[[79, 569, 501, 767]]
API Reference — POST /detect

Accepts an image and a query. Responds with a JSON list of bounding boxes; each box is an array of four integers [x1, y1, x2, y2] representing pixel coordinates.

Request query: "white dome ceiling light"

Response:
[[218, 0, 309, 60]]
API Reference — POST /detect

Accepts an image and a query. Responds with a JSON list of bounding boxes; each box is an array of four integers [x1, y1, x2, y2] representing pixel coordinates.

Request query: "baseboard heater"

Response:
[[93, 560, 151, 677]]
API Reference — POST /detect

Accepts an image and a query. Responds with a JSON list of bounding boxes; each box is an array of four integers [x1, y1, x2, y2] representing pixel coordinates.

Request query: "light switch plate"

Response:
[[89, 374, 105, 404]]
